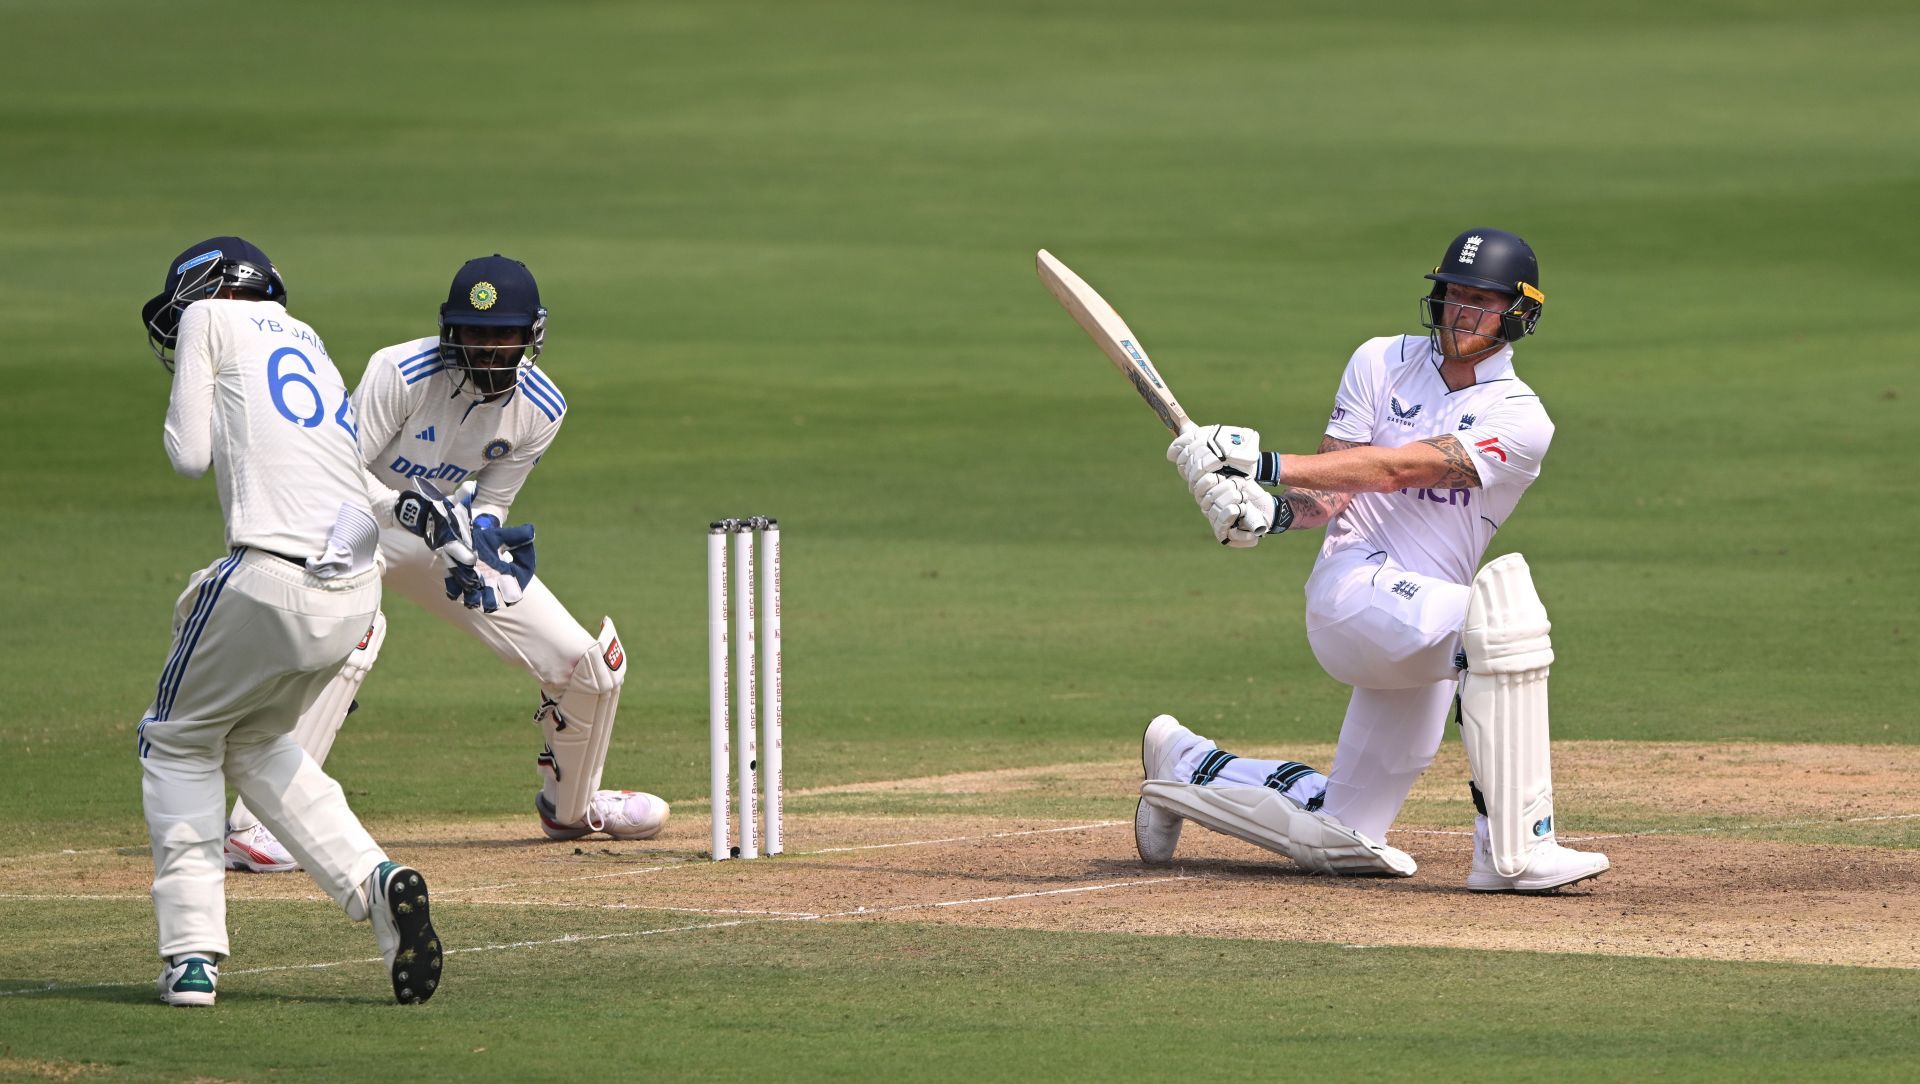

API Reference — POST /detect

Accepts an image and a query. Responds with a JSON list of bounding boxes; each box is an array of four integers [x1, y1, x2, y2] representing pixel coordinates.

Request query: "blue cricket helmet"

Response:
[[1420, 228, 1545, 344], [141, 236, 287, 370], [438, 254, 548, 398]]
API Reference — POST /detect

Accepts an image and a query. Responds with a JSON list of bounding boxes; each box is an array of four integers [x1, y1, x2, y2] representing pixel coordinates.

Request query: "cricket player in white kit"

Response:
[[137, 237, 445, 1005], [1136, 229, 1609, 892], [222, 255, 666, 873]]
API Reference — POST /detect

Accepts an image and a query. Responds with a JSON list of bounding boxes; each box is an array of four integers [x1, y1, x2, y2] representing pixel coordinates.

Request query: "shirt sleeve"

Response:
[[1457, 397, 1554, 490], [350, 350, 413, 525], [471, 413, 560, 522], [1324, 339, 1384, 444], [162, 303, 217, 478]]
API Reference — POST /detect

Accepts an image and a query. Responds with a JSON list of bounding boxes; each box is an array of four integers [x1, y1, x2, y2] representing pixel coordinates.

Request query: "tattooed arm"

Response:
[[1275, 436, 1365, 529], [1262, 434, 1483, 496]]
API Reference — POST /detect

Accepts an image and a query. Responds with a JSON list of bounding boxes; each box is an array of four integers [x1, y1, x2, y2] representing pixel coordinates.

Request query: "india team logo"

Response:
[[484, 438, 512, 460], [470, 281, 499, 310]]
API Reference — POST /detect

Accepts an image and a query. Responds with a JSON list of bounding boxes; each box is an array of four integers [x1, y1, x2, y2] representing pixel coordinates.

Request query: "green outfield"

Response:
[[2, 1, 1915, 1080]]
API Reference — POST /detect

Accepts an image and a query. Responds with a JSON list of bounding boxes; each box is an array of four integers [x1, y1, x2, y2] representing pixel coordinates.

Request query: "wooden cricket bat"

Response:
[[1035, 249, 1195, 436]]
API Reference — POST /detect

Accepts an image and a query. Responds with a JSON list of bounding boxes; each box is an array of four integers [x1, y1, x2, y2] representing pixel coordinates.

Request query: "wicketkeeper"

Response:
[[223, 255, 668, 872]]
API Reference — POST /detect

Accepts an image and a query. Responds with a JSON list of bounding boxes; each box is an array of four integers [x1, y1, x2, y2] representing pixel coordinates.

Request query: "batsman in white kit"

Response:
[[136, 237, 447, 1005], [1138, 228, 1610, 892], [221, 254, 667, 874]]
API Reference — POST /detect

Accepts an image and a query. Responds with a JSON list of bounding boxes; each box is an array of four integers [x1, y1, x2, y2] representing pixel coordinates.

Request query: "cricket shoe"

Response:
[[1465, 818, 1609, 893], [157, 954, 218, 1007], [537, 789, 671, 841], [1134, 714, 1191, 864], [224, 823, 298, 873], [368, 861, 441, 1005]]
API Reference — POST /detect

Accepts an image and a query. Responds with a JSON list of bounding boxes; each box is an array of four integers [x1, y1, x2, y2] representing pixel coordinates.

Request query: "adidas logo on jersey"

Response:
[[415, 426, 436, 442]]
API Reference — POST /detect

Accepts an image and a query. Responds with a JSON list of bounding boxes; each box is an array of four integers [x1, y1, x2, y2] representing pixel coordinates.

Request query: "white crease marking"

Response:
[[0, 875, 1193, 998]]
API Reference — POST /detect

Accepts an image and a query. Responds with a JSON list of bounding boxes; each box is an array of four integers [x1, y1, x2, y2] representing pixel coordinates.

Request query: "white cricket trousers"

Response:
[[1173, 545, 1469, 842], [138, 548, 387, 959], [378, 530, 595, 689]]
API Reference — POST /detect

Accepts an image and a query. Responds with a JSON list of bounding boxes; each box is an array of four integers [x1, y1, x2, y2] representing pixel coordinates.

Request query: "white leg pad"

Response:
[[1459, 553, 1557, 878], [536, 617, 627, 827], [230, 611, 386, 831], [1140, 782, 1417, 876]]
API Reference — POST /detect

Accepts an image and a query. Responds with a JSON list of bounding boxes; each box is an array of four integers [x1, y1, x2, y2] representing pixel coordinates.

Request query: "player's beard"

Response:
[[447, 343, 525, 398], [1437, 316, 1502, 360]]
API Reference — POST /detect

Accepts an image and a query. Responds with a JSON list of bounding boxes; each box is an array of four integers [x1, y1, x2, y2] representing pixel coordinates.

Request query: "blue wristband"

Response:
[[1256, 451, 1284, 486]]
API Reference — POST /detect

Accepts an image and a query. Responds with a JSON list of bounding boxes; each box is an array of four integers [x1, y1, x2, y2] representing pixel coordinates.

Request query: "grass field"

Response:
[[1, 1, 1916, 1080]]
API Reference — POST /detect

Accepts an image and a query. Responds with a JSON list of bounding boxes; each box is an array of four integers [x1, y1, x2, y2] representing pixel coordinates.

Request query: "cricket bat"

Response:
[[1035, 249, 1195, 436]]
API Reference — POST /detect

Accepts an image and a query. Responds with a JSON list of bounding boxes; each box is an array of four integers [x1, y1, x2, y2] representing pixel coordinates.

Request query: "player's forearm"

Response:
[[1261, 436, 1478, 494], [1280, 489, 1352, 529]]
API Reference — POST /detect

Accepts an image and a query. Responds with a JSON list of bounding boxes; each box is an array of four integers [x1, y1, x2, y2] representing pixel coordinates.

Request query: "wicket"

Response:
[[708, 516, 783, 860]]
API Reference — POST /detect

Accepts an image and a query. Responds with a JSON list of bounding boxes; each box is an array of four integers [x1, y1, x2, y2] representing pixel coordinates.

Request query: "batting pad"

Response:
[[1140, 782, 1417, 876], [230, 610, 387, 832], [538, 617, 627, 826], [1459, 552, 1557, 878]]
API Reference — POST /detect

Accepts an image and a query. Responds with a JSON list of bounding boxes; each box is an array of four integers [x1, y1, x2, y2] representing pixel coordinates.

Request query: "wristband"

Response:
[[1256, 451, 1284, 486]]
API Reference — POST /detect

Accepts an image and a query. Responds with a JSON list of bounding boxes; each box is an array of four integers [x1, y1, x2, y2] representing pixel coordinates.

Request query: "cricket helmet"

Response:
[[438, 254, 546, 398], [1420, 228, 1544, 345], [140, 236, 287, 371]]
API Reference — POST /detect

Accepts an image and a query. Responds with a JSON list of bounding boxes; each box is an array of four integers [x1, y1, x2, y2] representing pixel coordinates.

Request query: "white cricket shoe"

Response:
[[367, 860, 442, 1005], [1135, 714, 1190, 864], [1465, 818, 1609, 893], [157, 954, 218, 1007], [224, 823, 298, 873], [537, 789, 671, 841]]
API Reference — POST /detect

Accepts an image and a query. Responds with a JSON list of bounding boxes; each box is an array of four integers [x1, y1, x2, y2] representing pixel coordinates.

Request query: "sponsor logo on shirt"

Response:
[[387, 454, 470, 484], [1389, 397, 1423, 425], [1474, 436, 1508, 462], [1399, 487, 1473, 508], [1329, 407, 1347, 422]]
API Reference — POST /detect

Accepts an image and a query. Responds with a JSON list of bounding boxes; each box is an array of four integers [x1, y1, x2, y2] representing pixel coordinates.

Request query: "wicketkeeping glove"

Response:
[[394, 485, 476, 565], [445, 523, 536, 613]]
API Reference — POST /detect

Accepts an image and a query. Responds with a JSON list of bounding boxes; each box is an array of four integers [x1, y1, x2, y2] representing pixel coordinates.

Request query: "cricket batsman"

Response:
[[223, 254, 667, 872], [1135, 228, 1610, 893]]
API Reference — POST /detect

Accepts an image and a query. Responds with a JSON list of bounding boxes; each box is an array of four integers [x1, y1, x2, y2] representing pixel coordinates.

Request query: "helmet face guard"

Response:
[[1419, 280, 1544, 349], [438, 312, 546, 400], [1419, 229, 1543, 355], [140, 238, 287, 372]]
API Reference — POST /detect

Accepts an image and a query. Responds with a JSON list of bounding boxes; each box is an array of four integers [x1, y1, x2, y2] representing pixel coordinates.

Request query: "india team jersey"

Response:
[[163, 299, 372, 558], [353, 336, 567, 523], [1317, 335, 1554, 585]]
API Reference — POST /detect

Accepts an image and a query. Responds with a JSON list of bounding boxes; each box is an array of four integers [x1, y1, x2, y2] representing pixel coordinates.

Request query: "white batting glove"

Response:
[[1169, 424, 1261, 485], [1197, 474, 1278, 548]]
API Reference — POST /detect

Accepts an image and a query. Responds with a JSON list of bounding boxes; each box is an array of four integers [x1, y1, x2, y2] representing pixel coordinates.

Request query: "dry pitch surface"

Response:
[[7, 742, 1916, 989]]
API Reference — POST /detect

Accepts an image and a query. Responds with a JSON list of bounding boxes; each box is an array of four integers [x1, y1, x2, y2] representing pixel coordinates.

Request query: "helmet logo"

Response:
[[1458, 235, 1484, 265], [470, 282, 499, 310]]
